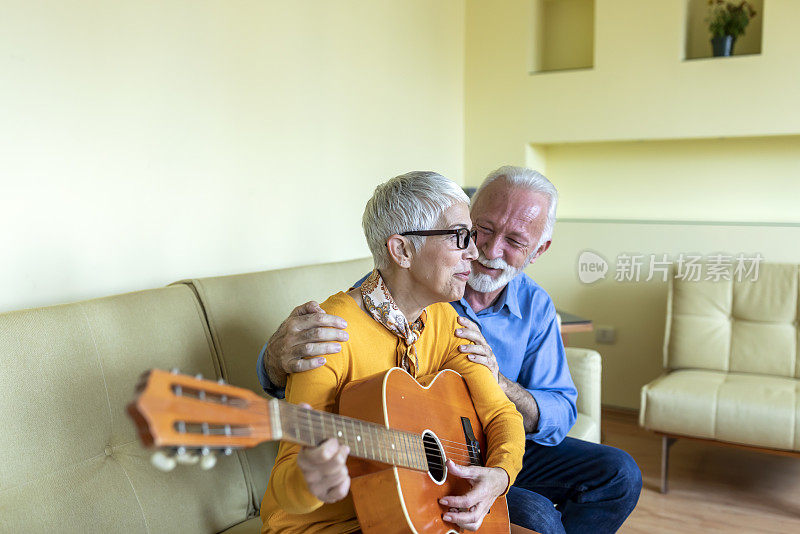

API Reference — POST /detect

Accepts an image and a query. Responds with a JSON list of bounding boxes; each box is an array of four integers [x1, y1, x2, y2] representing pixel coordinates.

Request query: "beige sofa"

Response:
[[1, 258, 600, 533], [640, 263, 800, 493]]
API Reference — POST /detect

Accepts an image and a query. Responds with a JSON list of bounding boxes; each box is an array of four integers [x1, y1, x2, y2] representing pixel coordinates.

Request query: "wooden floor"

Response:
[[603, 409, 800, 533]]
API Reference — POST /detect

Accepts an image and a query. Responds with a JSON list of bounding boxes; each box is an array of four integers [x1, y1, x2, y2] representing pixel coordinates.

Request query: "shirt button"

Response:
[[104, 446, 113, 456]]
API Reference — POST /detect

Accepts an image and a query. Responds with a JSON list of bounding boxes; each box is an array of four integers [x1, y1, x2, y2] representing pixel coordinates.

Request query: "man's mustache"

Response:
[[473, 254, 511, 271]]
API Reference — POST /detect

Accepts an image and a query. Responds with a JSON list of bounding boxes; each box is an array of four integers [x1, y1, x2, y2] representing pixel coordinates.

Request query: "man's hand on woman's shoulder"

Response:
[[264, 301, 349, 387]]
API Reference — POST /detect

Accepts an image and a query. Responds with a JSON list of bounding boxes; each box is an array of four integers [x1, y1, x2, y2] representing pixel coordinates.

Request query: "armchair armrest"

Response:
[[565, 347, 602, 428]]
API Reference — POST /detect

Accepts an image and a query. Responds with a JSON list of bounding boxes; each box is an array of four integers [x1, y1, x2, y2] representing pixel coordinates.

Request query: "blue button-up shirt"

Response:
[[451, 273, 577, 446], [256, 272, 577, 446]]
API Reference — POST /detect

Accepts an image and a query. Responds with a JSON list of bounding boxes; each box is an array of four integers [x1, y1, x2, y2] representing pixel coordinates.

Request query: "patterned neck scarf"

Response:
[[360, 269, 425, 375]]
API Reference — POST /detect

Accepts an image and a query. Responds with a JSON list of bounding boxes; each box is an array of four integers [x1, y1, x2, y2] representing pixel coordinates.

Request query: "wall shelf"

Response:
[[530, 0, 594, 74], [684, 0, 763, 60]]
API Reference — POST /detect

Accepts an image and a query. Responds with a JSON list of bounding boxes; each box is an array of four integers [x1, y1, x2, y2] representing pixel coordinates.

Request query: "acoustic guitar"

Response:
[[128, 367, 511, 533]]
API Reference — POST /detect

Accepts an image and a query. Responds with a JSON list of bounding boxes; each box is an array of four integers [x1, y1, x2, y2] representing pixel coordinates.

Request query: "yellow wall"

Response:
[[466, 0, 800, 159], [0, 0, 465, 313], [467, 0, 800, 408]]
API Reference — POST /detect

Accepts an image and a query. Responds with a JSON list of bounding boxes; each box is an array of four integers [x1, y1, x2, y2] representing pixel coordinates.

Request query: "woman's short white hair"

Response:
[[363, 171, 469, 270], [472, 165, 558, 249]]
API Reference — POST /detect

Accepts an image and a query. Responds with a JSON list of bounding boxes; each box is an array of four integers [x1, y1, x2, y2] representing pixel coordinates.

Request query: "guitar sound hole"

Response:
[[421, 430, 446, 484]]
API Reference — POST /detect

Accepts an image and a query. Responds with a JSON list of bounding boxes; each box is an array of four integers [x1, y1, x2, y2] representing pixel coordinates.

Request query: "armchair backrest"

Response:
[[664, 263, 800, 377]]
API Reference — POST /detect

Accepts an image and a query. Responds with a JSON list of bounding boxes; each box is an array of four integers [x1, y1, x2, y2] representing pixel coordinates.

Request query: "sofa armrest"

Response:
[[565, 347, 602, 426]]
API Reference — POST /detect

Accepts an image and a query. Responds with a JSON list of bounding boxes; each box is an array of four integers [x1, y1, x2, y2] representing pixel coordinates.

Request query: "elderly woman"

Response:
[[260, 172, 524, 533]]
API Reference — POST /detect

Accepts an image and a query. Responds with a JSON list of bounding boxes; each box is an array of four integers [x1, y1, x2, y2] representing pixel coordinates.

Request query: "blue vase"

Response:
[[711, 35, 736, 57]]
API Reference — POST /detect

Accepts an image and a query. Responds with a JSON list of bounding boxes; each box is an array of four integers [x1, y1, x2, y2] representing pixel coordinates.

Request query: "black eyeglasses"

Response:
[[399, 228, 477, 250]]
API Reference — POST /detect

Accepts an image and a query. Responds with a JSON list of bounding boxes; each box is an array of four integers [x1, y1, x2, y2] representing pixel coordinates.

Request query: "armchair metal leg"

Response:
[[660, 435, 677, 493]]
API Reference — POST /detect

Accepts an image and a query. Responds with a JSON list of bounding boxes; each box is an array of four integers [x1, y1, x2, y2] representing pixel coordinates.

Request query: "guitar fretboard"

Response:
[[273, 400, 429, 471]]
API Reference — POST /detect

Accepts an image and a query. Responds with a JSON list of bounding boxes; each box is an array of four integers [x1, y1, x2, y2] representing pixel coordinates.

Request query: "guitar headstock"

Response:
[[127, 369, 274, 471]]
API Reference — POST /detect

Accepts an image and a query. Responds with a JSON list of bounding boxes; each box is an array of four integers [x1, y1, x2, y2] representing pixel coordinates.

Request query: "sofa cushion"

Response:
[[174, 257, 374, 511], [0, 286, 252, 533], [665, 263, 800, 378], [640, 369, 800, 451]]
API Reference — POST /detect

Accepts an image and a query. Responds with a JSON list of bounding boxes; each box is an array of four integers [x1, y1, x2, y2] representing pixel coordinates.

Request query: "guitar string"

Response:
[[278, 419, 475, 456], [174, 406, 478, 457], [173, 434, 474, 470], [279, 412, 477, 453], [189, 423, 474, 458], [181, 425, 475, 464], [170, 399, 480, 459], [174, 390, 487, 454], [184, 422, 473, 454], [190, 395, 481, 451]]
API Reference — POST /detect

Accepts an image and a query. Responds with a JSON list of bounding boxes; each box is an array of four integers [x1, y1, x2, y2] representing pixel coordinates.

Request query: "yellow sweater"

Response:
[[260, 292, 524, 534]]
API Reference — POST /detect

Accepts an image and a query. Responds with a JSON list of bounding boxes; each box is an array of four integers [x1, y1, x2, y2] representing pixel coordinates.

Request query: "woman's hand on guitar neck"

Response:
[[438, 460, 510, 531], [295, 405, 352, 504]]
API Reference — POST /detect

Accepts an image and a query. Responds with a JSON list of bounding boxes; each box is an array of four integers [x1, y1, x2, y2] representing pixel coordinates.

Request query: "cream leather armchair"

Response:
[[640, 263, 800, 493], [565, 348, 602, 444]]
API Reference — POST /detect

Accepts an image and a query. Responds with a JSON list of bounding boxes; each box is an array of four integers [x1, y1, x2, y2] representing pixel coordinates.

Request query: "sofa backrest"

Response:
[[174, 257, 374, 509], [664, 262, 800, 377], [0, 286, 254, 533]]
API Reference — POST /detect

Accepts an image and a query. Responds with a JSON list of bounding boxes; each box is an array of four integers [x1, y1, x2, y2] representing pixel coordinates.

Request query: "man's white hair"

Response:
[[363, 171, 469, 270], [471, 165, 559, 249]]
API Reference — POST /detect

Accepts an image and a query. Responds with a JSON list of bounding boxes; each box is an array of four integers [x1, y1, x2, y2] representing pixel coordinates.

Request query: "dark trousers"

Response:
[[507, 437, 642, 534]]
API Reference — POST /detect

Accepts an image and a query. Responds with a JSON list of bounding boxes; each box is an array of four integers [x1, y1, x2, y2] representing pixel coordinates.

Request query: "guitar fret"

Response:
[[348, 419, 358, 454], [402, 432, 410, 468], [281, 403, 428, 471], [399, 432, 408, 468], [368, 425, 375, 461], [357, 420, 365, 457], [306, 409, 314, 446], [356, 420, 363, 457]]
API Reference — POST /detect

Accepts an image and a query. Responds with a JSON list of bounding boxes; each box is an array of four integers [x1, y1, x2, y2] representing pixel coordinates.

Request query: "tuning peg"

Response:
[[151, 451, 177, 472], [195, 373, 203, 380], [171, 368, 180, 374], [175, 447, 200, 465], [223, 447, 233, 456], [200, 448, 217, 470], [217, 378, 226, 385]]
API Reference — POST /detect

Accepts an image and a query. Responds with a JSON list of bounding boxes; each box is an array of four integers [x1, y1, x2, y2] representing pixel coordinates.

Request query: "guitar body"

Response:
[[340, 367, 511, 534], [128, 367, 513, 534]]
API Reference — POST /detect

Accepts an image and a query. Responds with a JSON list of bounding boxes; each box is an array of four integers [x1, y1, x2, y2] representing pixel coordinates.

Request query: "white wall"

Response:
[[0, 0, 465, 313]]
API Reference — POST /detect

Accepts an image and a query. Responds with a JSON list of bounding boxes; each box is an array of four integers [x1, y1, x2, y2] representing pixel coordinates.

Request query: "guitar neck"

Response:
[[271, 400, 428, 472], [127, 369, 429, 473]]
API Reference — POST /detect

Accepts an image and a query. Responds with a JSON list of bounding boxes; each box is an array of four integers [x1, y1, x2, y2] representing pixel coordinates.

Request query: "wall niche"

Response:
[[531, 0, 594, 73], [685, 0, 763, 60]]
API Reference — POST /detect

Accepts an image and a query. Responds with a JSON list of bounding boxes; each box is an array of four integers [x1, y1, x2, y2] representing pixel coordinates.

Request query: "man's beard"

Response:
[[467, 253, 524, 293]]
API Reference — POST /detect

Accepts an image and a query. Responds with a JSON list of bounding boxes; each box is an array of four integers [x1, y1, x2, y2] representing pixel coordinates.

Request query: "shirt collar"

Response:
[[496, 274, 523, 319], [459, 273, 524, 319]]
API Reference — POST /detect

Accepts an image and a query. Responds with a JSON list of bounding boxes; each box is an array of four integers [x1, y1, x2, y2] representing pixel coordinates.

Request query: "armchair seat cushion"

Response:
[[640, 369, 800, 451]]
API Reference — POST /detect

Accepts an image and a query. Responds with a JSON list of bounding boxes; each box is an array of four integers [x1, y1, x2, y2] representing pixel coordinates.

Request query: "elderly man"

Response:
[[258, 166, 641, 534]]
